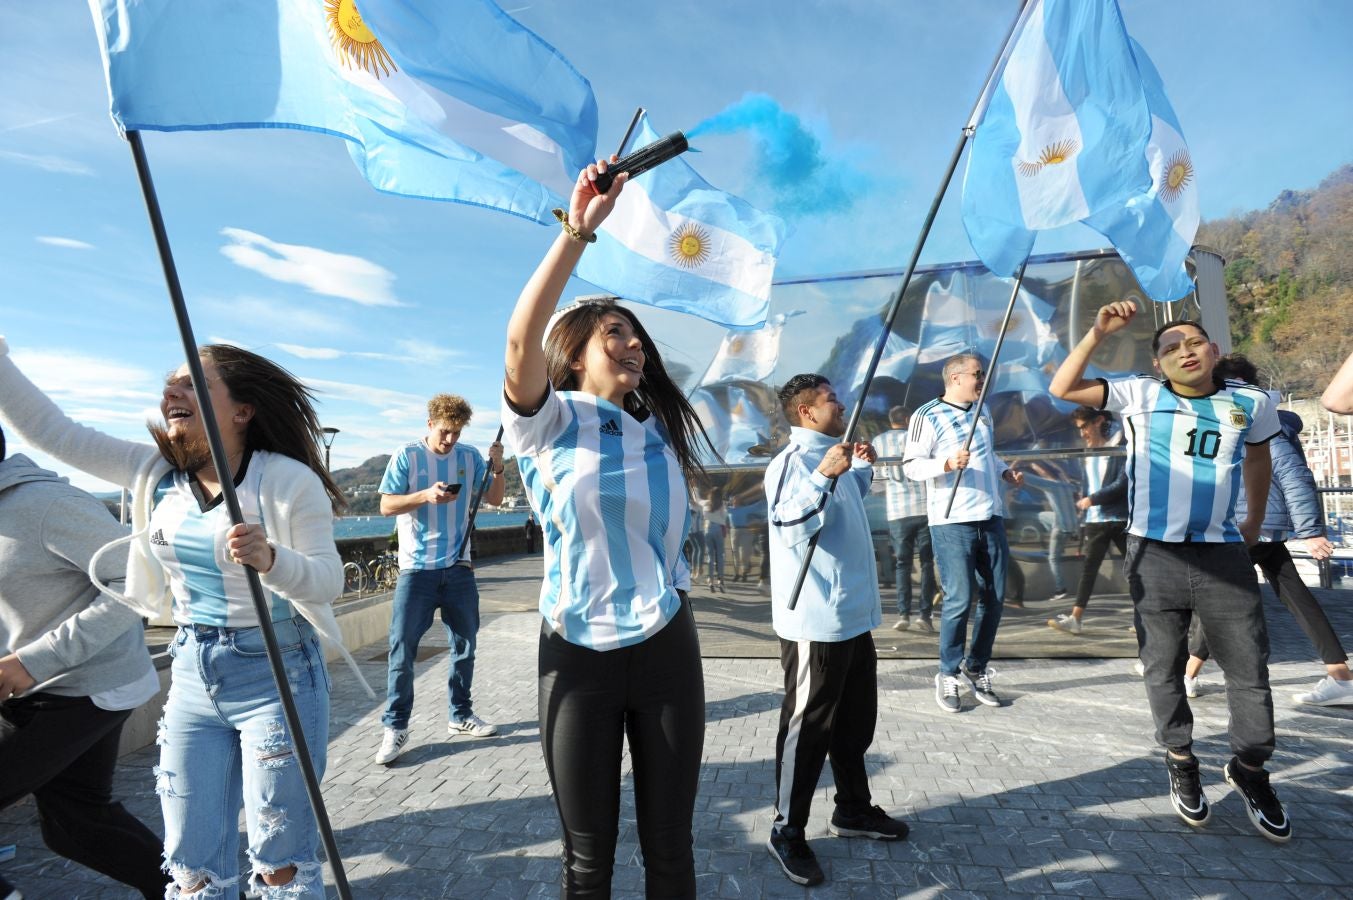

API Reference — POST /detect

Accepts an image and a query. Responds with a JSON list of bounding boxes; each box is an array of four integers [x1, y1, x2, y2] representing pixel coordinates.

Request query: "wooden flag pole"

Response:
[[786, 0, 1034, 610], [126, 131, 352, 900]]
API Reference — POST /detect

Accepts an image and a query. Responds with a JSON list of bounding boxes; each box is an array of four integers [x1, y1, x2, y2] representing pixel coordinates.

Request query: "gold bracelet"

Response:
[[552, 208, 596, 244]]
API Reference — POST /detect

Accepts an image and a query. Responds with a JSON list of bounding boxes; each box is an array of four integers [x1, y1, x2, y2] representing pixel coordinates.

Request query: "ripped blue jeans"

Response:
[[158, 617, 330, 898]]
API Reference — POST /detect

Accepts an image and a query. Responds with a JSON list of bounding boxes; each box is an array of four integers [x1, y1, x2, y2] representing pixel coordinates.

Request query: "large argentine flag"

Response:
[[1084, 41, 1198, 302], [575, 115, 788, 328], [88, 0, 596, 224], [962, 0, 1152, 276], [699, 312, 797, 386]]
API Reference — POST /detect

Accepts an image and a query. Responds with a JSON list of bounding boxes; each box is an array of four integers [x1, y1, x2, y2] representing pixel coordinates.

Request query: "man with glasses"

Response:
[[1050, 303, 1291, 844], [903, 355, 1023, 713]]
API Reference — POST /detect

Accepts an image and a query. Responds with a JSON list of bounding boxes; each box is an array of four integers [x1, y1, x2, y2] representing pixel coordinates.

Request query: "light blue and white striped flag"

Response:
[[1084, 40, 1198, 302], [88, 0, 596, 224], [962, 0, 1153, 276], [575, 115, 788, 328]]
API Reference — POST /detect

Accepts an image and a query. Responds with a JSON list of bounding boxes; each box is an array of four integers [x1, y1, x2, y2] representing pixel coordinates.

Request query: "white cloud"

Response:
[[0, 149, 95, 176], [11, 350, 161, 405], [201, 296, 356, 338], [269, 338, 462, 367], [306, 378, 429, 422], [36, 235, 94, 250], [219, 227, 403, 307]]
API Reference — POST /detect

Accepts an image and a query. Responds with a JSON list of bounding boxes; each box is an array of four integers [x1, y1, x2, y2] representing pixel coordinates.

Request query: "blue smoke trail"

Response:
[[687, 93, 868, 217]]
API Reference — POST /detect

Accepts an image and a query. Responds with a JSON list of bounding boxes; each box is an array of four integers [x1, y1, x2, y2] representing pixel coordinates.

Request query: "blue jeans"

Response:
[[1037, 511, 1069, 594], [158, 617, 330, 898], [889, 516, 936, 618], [703, 524, 726, 580], [930, 518, 1008, 676], [383, 565, 481, 729]]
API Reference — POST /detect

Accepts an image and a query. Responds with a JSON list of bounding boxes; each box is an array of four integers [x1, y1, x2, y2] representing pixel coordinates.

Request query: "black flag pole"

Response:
[[785, 0, 1034, 610], [942, 253, 1031, 518], [126, 131, 352, 900], [454, 109, 646, 563]]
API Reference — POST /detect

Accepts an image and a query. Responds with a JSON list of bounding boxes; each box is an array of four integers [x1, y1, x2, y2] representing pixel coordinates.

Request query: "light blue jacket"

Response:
[[764, 427, 881, 642]]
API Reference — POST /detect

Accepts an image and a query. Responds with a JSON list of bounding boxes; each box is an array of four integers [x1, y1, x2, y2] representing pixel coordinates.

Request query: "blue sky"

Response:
[[2, 1, 1350, 492]]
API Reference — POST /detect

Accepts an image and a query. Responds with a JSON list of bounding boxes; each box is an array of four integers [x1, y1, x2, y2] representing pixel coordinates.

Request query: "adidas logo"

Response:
[[149, 529, 169, 546], [599, 418, 623, 437]]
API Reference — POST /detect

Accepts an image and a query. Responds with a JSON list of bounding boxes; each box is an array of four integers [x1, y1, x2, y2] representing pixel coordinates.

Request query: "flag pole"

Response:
[[785, 0, 1034, 610], [125, 131, 353, 900], [454, 111, 647, 562], [942, 252, 1031, 518]]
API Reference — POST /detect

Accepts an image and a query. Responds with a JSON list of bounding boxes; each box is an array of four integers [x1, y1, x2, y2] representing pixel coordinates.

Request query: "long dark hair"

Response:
[[545, 298, 712, 481], [152, 345, 346, 511]]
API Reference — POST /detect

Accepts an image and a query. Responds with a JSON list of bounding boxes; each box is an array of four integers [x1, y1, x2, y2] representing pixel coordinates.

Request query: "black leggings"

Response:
[[538, 600, 705, 899], [1189, 540, 1348, 665]]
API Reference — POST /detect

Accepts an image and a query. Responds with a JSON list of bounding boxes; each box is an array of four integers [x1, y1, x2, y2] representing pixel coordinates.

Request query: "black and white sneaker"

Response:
[[935, 673, 962, 713], [767, 827, 824, 885], [1165, 753, 1210, 827], [963, 665, 1001, 707], [0, 873, 22, 900], [1224, 758, 1292, 843], [829, 805, 909, 841]]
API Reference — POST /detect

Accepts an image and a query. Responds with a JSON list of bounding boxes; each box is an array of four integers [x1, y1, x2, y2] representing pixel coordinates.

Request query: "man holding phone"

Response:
[[375, 393, 505, 765]]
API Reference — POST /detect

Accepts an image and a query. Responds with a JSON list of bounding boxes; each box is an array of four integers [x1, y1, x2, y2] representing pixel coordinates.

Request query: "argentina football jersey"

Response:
[[502, 386, 690, 651], [905, 398, 1006, 525], [1104, 376, 1279, 542], [380, 440, 486, 570], [146, 451, 293, 627]]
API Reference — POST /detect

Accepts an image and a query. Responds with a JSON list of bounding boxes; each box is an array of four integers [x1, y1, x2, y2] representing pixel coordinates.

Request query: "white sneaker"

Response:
[[1293, 675, 1353, 707], [449, 714, 498, 738], [375, 727, 410, 765], [1184, 675, 1200, 699], [1048, 591, 1068, 602], [1047, 614, 1082, 635], [892, 617, 911, 632], [1133, 660, 1145, 676]]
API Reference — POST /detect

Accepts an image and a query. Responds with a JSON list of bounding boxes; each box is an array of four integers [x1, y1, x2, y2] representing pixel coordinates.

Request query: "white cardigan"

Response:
[[0, 336, 373, 695]]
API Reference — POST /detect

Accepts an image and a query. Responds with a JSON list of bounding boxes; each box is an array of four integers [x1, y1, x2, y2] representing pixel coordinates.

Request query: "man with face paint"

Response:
[[1051, 302, 1290, 844]]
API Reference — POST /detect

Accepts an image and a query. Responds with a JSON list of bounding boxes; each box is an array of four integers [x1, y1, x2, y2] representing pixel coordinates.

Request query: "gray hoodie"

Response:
[[0, 454, 153, 700]]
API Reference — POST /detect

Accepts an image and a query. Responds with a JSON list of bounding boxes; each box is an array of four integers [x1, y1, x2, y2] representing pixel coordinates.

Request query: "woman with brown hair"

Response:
[[502, 160, 711, 898], [0, 338, 355, 898]]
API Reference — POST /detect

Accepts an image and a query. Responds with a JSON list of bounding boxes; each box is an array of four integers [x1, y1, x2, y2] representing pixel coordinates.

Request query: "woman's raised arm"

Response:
[[504, 161, 627, 410]]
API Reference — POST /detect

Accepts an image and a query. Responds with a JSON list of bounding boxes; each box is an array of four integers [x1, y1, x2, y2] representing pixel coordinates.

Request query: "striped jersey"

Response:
[[501, 386, 691, 651], [1081, 452, 1123, 524], [380, 439, 486, 571], [903, 398, 1008, 526], [147, 450, 293, 627], [872, 427, 927, 520], [1103, 376, 1279, 542]]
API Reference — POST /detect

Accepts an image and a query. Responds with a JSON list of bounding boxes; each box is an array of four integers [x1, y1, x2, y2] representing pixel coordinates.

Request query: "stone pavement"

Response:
[[3, 555, 1351, 898]]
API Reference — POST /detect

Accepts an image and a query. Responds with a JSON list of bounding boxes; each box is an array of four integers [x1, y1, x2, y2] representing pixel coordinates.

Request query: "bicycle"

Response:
[[342, 549, 400, 594]]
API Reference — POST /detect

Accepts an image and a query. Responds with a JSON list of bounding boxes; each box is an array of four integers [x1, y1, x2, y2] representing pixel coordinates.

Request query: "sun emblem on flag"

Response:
[[669, 224, 711, 269], [1017, 139, 1080, 177], [1158, 149, 1194, 202], [326, 0, 396, 78]]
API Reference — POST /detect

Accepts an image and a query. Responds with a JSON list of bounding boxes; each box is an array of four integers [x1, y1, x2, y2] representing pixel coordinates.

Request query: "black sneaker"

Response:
[[767, 827, 824, 886], [829, 805, 909, 841], [1165, 753, 1210, 827], [963, 665, 1000, 707], [1224, 758, 1292, 843], [0, 873, 22, 900], [935, 673, 962, 713]]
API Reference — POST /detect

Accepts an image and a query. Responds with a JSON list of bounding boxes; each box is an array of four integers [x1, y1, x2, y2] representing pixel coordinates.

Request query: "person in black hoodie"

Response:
[[1048, 407, 1128, 635]]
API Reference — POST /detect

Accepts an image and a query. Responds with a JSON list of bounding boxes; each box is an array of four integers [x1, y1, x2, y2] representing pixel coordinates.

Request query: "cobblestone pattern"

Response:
[[3, 580, 1350, 898]]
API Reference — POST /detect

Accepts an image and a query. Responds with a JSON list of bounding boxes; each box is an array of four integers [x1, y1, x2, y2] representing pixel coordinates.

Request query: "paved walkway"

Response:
[[3, 555, 1351, 898]]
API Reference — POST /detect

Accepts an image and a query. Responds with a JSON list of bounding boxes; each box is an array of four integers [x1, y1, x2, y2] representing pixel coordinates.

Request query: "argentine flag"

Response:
[[575, 115, 788, 329], [88, 0, 596, 225], [1084, 41, 1199, 302], [962, 0, 1153, 276]]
